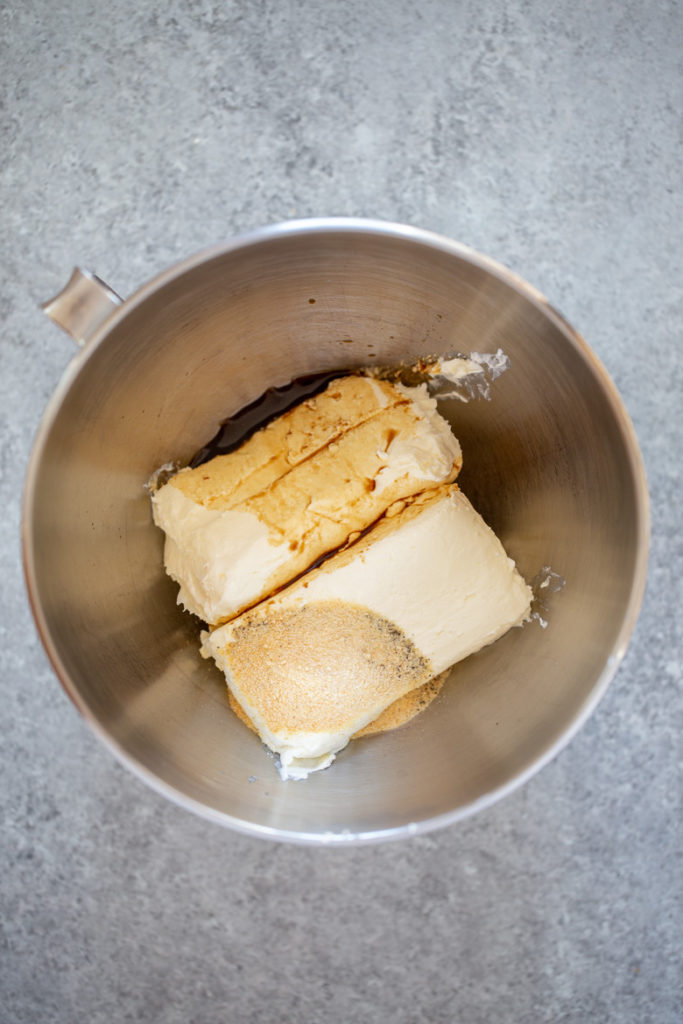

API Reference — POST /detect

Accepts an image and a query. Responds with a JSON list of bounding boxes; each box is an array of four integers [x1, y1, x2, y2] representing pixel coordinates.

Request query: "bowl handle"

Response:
[[41, 268, 122, 346]]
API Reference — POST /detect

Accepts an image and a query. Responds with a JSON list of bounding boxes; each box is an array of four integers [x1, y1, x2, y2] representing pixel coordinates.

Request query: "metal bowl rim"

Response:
[[21, 217, 651, 844]]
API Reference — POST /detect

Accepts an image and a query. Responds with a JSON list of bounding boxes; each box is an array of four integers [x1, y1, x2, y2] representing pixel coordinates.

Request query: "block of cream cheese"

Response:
[[202, 484, 532, 779], [152, 376, 462, 625]]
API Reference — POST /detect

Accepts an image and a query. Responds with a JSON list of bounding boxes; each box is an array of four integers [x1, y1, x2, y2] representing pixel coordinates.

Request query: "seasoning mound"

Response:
[[204, 600, 432, 779]]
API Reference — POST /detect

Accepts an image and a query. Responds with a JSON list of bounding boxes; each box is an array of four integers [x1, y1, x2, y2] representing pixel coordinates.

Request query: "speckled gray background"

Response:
[[2, 1, 681, 1022]]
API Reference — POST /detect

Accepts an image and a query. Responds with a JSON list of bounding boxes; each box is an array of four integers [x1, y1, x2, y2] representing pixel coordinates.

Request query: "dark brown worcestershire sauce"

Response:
[[189, 370, 350, 468]]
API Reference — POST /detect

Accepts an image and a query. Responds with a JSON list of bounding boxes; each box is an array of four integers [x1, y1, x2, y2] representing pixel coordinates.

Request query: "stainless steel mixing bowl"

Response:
[[23, 218, 649, 843]]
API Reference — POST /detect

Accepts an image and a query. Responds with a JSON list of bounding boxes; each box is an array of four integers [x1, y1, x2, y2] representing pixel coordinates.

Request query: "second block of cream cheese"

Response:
[[202, 484, 532, 779]]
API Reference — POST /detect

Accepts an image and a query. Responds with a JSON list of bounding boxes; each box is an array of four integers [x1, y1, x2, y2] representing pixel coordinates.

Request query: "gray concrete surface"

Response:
[[2, 1, 681, 1021]]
